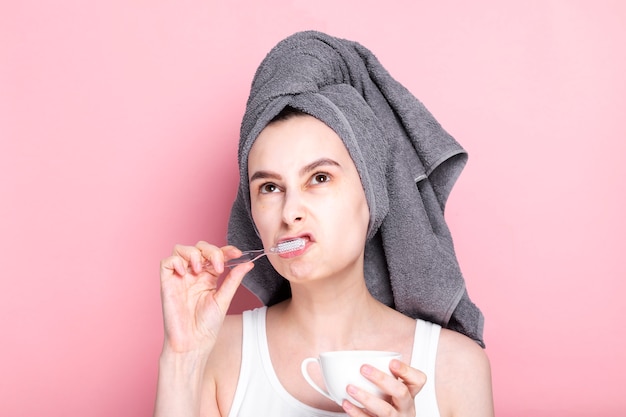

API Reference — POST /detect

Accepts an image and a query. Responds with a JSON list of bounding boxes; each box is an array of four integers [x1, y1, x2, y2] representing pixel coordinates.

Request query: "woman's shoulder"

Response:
[[212, 306, 265, 349], [204, 313, 247, 417], [435, 328, 494, 416], [208, 307, 268, 368], [207, 313, 244, 370], [220, 313, 245, 343], [437, 327, 487, 359]]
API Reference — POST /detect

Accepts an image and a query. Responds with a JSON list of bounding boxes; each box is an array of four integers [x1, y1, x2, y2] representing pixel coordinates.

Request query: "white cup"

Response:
[[300, 350, 401, 407]]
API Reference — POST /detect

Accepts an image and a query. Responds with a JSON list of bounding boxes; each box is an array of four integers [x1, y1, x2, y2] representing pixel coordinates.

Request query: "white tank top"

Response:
[[228, 307, 441, 417]]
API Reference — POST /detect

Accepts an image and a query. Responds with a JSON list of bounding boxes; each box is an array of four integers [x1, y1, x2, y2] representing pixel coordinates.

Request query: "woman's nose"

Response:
[[281, 189, 305, 225]]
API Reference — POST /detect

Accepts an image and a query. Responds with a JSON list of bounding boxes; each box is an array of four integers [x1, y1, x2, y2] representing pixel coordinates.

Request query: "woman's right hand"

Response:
[[158, 241, 254, 355]]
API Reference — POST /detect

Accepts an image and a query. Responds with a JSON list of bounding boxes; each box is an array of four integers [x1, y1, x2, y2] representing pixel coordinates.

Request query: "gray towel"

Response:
[[227, 31, 485, 347]]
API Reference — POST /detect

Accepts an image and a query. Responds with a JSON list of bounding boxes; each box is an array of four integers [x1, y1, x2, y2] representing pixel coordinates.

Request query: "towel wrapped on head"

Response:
[[227, 30, 485, 346]]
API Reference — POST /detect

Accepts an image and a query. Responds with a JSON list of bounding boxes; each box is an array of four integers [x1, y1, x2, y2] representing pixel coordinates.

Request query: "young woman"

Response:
[[155, 109, 493, 417], [155, 31, 494, 417]]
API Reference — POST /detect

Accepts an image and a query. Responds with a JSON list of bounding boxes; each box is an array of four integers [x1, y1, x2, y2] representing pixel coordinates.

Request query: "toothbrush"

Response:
[[220, 238, 306, 268]]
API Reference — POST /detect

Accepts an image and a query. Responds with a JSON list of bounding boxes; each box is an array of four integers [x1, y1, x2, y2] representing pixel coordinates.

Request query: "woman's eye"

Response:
[[260, 183, 279, 194], [311, 173, 330, 185]]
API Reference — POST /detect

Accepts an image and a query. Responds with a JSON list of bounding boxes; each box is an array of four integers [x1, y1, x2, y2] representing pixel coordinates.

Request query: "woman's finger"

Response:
[[213, 261, 254, 314], [169, 242, 238, 275], [341, 398, 370, 416], [389, 359, 427, 398], [160, 255, 188, 277], [197, 243, 243, 275], [345, 360, 426, 416], [171, 243, 205, 273]]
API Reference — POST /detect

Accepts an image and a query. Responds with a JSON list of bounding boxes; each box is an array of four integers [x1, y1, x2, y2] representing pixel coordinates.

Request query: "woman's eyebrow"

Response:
[[249, 170, 280, 183], [300, 158, 341, 176]]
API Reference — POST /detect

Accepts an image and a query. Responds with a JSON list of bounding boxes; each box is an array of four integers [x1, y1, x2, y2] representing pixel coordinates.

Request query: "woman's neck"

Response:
[[272, 276, 394, 352]]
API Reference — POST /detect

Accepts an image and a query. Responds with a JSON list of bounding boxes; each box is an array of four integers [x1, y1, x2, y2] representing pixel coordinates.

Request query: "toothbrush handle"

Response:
[[200, 247, 279, 270], [224, 250, 268, 268], [197, 250, 267, 272]]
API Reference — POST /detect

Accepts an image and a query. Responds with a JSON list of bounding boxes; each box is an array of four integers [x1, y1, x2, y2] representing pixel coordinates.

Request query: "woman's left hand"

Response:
[[342, 359, 426, 417]]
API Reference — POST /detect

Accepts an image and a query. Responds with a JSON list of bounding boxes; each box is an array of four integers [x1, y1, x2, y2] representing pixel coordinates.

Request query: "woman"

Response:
[[155, 31, 494, 417]]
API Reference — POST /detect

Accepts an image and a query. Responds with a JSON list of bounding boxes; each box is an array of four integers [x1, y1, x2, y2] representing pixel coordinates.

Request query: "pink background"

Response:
[[2, 1, 625, 416]]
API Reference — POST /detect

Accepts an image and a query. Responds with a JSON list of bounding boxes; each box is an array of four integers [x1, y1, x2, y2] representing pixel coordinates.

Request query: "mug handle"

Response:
[[300, 357, 334, 402]]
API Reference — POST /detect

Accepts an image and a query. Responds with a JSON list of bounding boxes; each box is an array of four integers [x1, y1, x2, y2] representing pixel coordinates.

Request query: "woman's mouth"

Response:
[[276, 235, 311, 258]]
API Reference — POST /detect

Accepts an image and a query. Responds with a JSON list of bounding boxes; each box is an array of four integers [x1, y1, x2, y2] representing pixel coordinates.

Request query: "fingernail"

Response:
[[390, 359, 401, 371], [361, 365, 373, 376], [342, 399, 354, 411]]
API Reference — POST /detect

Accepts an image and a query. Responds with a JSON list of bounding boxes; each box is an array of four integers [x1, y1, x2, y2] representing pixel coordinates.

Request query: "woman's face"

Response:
[[248, 114, 370, 282]]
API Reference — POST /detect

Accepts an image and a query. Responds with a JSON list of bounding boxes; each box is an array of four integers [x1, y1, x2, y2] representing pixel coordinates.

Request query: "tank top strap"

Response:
[[410, 319, 441, 416], [228, 306, 267, 417]]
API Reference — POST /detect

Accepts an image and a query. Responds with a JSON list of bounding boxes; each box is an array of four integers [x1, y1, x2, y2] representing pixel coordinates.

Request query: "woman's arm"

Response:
[[436, 329, 495, 417], [154, 350, 212, 416], [153, 242, 253, 417]]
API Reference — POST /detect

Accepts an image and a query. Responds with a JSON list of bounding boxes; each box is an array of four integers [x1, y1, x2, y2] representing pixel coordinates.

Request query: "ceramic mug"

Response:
[[300, 350, 401, 407]]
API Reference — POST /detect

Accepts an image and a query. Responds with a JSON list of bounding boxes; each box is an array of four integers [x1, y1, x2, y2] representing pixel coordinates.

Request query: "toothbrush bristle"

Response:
[[275, 238, 305, 253]]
